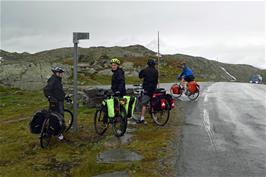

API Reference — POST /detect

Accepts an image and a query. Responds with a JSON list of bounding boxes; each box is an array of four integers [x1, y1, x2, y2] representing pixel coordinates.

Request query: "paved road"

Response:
[[175, 82, 266, 177]]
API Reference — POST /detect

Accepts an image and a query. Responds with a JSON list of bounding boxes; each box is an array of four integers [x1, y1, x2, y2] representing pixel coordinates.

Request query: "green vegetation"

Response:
[[0, 85, 183, 177]]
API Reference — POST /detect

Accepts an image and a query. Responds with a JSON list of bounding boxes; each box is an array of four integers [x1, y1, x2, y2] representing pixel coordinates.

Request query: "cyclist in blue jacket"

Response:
[[177, 62, 195, 82]]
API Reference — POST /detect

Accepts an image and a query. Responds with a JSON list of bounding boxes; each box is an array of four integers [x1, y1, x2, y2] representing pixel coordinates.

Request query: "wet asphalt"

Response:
[[173, 82, 266, 177]]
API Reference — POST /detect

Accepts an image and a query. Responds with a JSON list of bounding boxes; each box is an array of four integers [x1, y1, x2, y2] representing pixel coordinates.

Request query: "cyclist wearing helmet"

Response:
[[137, 59, 158, 124], [110, 58, 126, 97], [43, 66, 66, 140], [177, 62, 195, 82]]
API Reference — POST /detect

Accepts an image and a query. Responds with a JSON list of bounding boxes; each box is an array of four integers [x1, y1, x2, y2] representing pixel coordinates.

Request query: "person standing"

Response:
[[44, 66, 66, 140], [137, 59, 158, 124], [110, 58, 126, 97]]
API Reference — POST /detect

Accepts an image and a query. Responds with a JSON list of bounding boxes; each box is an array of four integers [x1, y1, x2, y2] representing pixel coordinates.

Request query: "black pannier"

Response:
[[29, 110, 48, 134], [48, 112, 65, 136]]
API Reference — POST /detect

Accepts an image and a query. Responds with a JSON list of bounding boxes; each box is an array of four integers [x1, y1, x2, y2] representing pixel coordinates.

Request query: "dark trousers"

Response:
[[50, 101, 64, 117], [184, 75, 195, 82]]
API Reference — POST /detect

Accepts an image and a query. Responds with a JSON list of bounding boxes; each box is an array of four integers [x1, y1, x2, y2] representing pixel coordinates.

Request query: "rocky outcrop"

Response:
[[0, 62, 71, 90]]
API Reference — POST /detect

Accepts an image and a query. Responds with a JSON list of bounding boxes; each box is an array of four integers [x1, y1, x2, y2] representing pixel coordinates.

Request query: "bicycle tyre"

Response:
[[40, 119, 52, 149], [64, 109, 73, 133], [94, 106, 108, 135], [112, 107, 127, 137], [188, 89, 200, 101], [151, 102, 170, 126]]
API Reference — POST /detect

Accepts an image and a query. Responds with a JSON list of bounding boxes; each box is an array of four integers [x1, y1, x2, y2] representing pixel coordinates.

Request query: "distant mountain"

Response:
[[0, 45, 265, 90]]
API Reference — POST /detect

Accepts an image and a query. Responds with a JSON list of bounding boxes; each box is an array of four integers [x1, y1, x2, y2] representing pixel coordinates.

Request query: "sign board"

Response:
[[73, 32, 90, 43]]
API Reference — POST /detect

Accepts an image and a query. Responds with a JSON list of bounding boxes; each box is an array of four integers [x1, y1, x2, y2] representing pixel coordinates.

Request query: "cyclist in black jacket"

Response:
[[110, 58, 126, 97], [137, 59, 158, 124], [43, 66, 66, 140]]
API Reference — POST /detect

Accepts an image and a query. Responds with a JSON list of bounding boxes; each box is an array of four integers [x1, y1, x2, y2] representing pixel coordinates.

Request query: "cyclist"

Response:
[[43, 66, 66, 140], [137, 59, 158, 124], [110, 58, 126, 97], [177, 62, 195, 93]]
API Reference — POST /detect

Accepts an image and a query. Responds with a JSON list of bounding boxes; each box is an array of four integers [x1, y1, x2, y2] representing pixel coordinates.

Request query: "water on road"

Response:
[[175, 82, 266, 177]]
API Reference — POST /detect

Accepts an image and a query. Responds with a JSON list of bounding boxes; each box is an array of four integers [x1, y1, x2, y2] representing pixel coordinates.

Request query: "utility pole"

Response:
[[73, 32, 90, 131], [157, 31, 160, 88]]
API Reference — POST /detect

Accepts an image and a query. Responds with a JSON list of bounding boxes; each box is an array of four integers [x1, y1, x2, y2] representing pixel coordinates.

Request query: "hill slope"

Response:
[[0, 45, 265, 90]]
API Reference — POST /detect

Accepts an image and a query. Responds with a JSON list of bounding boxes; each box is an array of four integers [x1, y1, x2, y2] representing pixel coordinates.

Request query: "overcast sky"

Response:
[[1, 1, 265, 68]]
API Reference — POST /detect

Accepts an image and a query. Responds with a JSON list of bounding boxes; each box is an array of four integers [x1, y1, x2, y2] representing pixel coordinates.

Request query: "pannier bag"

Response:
[[165, 94, 175, 110], [187, 81, 197, 93], [105, 98, 115, 118], [29, 110, 48, 134], [171, 84, 180, 94], [151, 93, 164, 111], [123, 96, 136, 118], [48, 112, 65, 136]]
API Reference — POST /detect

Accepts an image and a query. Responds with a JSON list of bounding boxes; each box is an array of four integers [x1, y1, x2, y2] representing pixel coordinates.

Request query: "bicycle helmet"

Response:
[[51, 66, 64, 73], [177, 61, 186, 68], [147, 59, 156, 66], [110, 58, 121, 65]]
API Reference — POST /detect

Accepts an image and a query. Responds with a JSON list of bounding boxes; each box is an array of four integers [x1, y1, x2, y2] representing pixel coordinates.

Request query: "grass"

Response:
[[0, 85, 183, 177]]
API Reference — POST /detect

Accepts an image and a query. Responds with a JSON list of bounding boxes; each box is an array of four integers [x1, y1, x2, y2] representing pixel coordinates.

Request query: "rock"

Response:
[[0, 62, 71, 90], [87, 68, 96, 74], [97, 149, 143, 163], [92, 171, 128, 177], [103, 134, 134, 148], [122, 62, 134, 70], [97, 69, 112, 76]]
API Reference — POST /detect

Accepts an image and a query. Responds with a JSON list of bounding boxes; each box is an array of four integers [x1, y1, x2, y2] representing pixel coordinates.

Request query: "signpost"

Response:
[[72, 32, 90, 131]]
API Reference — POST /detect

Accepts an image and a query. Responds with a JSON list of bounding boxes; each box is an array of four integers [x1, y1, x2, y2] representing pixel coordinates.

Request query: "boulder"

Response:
[[0, 62, 71, 90]]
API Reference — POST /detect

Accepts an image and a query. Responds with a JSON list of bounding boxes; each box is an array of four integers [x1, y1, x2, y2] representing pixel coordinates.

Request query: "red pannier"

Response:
[[187, 81, 198, 93], [171, 84, 180, 94], [151, 89, 175, 111]]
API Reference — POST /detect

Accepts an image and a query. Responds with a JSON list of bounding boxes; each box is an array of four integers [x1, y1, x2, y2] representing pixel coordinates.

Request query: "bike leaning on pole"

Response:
[[29, 96, 74, 148]]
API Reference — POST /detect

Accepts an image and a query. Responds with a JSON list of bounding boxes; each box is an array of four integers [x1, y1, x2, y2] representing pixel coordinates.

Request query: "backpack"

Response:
[[29, 110, 48, 134], [43, 85, 49, 98]]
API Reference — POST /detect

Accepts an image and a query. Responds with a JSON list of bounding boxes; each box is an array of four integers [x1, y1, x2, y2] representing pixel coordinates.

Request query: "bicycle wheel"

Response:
[[94, 106, 108, 135], [40, 119, 52, 149], [188, 89, 200, 101], [112, 107, 127, 137], [151, 102, 170, 126], [64, 109, 73, 133]]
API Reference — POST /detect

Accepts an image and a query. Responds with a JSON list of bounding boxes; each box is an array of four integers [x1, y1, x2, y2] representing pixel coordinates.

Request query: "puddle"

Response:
[[97, 149, 143, 163], [92, 171, 128, 177]]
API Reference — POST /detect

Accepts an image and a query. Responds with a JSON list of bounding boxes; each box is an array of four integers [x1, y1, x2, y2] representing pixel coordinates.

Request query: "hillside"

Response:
[[0, 45, 265, 90]]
